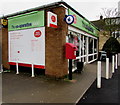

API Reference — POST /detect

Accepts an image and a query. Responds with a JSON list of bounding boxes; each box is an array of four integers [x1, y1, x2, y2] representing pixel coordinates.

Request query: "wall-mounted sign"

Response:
[[8, 27, 45, 69], [8, 11, 45, 31], [34, 30, 42, 38], [82, 21, 94, 33], [1, 19, 8, 27], [68, 9, 99, 37], [73, 15, 77, 24], [47, 11, 57, 28], [64, 15, 74, 25]]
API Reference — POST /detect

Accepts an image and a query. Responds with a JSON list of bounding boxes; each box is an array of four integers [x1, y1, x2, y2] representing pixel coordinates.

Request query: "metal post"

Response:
[[93, 39, 94, 60], [118, 53, 120, 66], [115, 54, 118, 70], [69, 59, 72, 80], [79, 35, 81, 62], [106, 58, 109, 79], [82, 36, 84, 62], [112, 55, 115, 73], [16, 52, 19, 75], [86, 37, 89, 63], [97, 61, 101, 88], [16, 62, 19, 74], [31, 64, 35, 77]]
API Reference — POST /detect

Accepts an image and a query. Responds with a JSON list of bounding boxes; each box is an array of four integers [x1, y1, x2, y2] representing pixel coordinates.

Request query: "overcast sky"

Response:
[[0, 0, 120, 21]]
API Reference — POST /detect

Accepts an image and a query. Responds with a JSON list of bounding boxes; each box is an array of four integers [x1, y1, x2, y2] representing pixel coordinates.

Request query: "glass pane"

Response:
[[74, 36, 79, 57], [84, 36, 86, 55], [68, 34, 80, 57], [88, 56, 93, 62], [88, 37, 93, 54], [94, 54, 97, 59], [94, 39, 97, 53], [72, 59, 79, 69]]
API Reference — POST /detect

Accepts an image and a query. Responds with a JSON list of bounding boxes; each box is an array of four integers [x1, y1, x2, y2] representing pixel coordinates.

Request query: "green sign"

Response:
[[8, 11, 44, 31], [68, 9, 99, 37]]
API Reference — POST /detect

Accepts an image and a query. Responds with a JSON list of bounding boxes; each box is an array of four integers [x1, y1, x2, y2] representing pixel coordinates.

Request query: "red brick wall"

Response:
[[2, 27, 10, 69], [45, 6, 68, 78], [0, 28, 2, 67]]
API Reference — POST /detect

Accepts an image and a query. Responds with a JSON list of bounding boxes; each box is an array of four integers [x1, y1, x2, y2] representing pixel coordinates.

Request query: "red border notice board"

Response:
[[8, 27, 45, 69]]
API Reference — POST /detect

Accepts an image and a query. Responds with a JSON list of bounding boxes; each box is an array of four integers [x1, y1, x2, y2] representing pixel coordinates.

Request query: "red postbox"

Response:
[[65, 43, 78, 59]]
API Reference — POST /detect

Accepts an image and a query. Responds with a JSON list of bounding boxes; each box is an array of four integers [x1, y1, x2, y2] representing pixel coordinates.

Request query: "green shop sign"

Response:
[[68, 9, 99, 37], [8, 11, 44, 31]]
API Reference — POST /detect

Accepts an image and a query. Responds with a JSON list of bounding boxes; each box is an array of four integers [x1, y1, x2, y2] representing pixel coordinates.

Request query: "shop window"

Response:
[[89, 56, 93, 62], [68, 35, 74, 43], [72, 59, 79, 70], [68, 33, 80, 70], [68, 34, 80, 57], [94, 39, 97, 53], [73, 36, 79, 57], [84, 36, 87, 55], [88, 37, 93, 54], [80, 35, 86, 56], [94, 55, 97, 59]]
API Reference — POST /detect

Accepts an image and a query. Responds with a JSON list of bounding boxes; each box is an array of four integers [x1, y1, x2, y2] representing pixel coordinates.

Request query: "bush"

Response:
[[102, 37, 120, 54]]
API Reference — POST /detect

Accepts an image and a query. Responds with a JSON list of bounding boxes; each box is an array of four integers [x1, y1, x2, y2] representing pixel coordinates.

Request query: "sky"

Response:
[[0, 0, 120, 21]]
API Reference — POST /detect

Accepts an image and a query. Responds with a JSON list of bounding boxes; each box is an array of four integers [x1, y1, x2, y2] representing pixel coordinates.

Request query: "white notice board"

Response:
[[8, 27, 45, 66]]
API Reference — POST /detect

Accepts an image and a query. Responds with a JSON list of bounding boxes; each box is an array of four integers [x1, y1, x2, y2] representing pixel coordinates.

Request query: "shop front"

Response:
[[1, 1, 99, 78], [66, 9, 99, 71], [67, 27, 98, 71]]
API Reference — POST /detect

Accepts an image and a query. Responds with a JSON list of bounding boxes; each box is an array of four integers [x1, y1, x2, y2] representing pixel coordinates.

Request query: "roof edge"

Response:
[[1, 1, 99, 31]]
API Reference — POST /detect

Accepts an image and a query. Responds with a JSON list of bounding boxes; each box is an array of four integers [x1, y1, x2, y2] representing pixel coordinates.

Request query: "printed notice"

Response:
[[8, 27, 45, 66]]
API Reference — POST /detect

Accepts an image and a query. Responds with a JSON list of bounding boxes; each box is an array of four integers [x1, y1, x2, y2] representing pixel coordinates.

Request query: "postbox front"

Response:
[[65, 43, 78, 59]]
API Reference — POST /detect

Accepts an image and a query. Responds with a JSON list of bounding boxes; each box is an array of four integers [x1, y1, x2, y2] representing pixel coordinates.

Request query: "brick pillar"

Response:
[[45, 6, 68, 78], [2, 28, 10, 69], [0, 28, 2, 68]]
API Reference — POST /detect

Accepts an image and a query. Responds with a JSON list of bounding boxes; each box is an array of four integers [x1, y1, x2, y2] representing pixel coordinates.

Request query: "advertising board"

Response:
[[8, 27, 45, 69]]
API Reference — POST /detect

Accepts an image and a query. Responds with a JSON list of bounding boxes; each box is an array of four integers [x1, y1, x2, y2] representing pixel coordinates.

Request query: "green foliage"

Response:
[[102, 37, 120, 53]]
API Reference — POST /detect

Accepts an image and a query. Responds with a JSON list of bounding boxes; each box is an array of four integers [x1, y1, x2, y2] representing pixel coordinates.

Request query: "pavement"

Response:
[[1, 61, 119, 104], [0, 74, 2, 105]]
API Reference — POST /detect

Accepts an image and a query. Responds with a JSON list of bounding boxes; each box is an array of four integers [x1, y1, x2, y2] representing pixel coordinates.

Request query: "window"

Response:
[[88, 37, 93, 54], [67, 29, 98, 71]]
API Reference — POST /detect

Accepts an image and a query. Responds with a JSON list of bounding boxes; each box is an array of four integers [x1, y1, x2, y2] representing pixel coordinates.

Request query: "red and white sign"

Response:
[[47, 11, 57, 28], [73, 15, 77, 24], [34, 30, 42, 37]]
